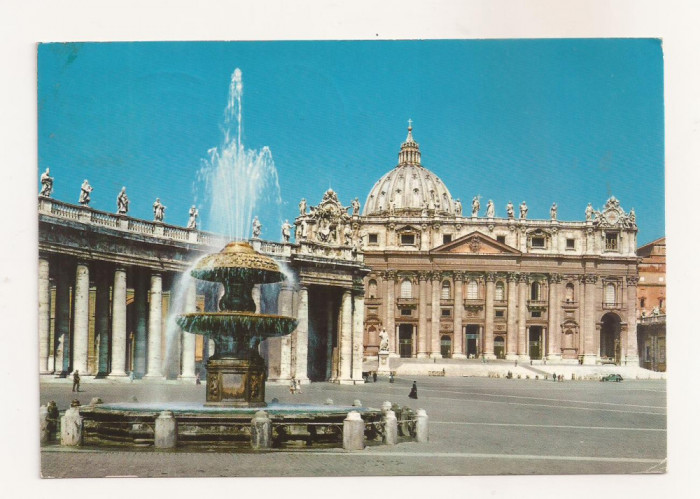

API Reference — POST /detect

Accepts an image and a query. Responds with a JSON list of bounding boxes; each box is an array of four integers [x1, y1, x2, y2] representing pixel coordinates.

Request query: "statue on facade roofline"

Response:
[[550, 202, 557, 220], [153, 198, 166, 222], [351, 197, 360, 215], [187, 205, 199, 229], [79, 179, 92, 206], [629, 208, 636, 224], [281, 220, 292, 243], [519, 201, 528, 219], [585, 203, 594, 221], [117, 187, 129, 214], [40, 168, 53, 197], [506, 201, 514, 219], [252, 216, 262, 238], [454, 198, 462, 216], [486, 200, 495, 218], [299, 198, 307, 216]]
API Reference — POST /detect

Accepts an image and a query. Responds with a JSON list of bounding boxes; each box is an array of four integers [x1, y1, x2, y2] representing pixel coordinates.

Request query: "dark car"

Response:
[[601, 374, 623, 382]]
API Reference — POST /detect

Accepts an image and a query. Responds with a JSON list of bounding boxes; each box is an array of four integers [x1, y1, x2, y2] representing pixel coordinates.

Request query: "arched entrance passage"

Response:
[[398, 324, 413, 358], [440, 335, 452, 358], [600, 312, 621, 364], [528, 326, 544, 359], [494, 336, 505, 359]]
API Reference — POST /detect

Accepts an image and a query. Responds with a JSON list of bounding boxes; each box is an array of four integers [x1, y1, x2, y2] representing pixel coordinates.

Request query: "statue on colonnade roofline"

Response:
[[79, 179, 92, 206], [351, 197, 360, 215], [252, 216, 262, 239], [550, 202, 558, 220], [585, 203, 594, 221], [519, 201, 528, 219], [187, 205, 199, 229], [471, 196, 480, 217], [629, 208, 636, 224], [153, 198, 166, 222], [40, 168, 53, 197], [299, 198, 307, 216], [281, 220, 292, 243], [486, 200, 495, 218], [454, 198, 462, 216], [506, 201, 514, 219], [117, 187, 129, 214]]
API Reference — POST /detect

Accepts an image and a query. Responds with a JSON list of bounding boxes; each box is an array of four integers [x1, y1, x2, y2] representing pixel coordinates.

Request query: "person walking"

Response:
[[72, 370, 80, 392], [409, 381, 418, 399], [373, 372, 377, 383]]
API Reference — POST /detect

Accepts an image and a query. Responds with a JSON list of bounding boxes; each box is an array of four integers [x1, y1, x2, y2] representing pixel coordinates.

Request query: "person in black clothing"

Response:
[[409, 381, 418, 399], [72, 370, 80, 392], [372, 372, 377, 383]]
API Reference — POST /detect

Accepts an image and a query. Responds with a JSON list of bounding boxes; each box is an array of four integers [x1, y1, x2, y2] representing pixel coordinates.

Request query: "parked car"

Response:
[[601, 374, 623, 382]]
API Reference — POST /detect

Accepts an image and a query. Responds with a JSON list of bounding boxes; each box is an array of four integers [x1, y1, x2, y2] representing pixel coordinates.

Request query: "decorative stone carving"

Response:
[[351, 197, 360, 215], [379, 328, 389, 352], [418, 271, 431, 281], [583, 274, 598, 284], [116, 187, 129, 214], [454, 199, 462, 216], [453, 270, 464, 281], [153, 198, 166, 222], [281, 220, 292, 243], [79, 179, 92, 206], [626, 275, 639, 286], [469, 236, 481, 253], [548, 273, 563, 283], [299, 198, 307, 216], [485, 272, 496, 282], [343, 224, 353, 245], [506, 201, 514, 219], [518, 273, 530, 283], [187, 205, 199, 229], [519, 201, 528, 219], [252, 216, 261, 238], [585, 202, 594, 221], [550, 202, 557, 220], [471, 196, 480, 217], [486, 200, 495, 218], [40, 168, 53, 197], [592, 196, 635, 228]]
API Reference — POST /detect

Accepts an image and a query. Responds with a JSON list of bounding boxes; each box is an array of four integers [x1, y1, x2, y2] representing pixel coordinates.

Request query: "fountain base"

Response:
[[205, 355, 266, 407]]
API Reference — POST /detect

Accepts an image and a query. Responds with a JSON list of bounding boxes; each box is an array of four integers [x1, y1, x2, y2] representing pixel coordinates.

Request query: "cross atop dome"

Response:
[[399, 119, 420, 165]]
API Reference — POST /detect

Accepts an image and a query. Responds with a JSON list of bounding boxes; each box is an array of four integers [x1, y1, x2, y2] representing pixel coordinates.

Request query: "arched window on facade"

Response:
[[368, 279, 378, 299], [604, 283, 616, 305], [495, 281, 505, 301], [467, 280, 479, 300], [565, 283, 575, 303], [400, 279, 413, 299], [441, 280, 451, 300], [531, 281, 541, 301]]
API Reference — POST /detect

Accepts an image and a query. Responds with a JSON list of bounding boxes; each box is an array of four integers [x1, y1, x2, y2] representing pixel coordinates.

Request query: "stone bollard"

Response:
[[415, 409, 429, 443], [250, 410, 272, 450], [382, 410, 398, 445], [40, 406, 50, 444], [324, 398, 334, 405], [343, 411, 365, 451], [60, 407, 83, 446], [154, 411, 177, 449], [89, 397, 103, 406], [381, 401, 392, 413], [352, 399, 362, 407]]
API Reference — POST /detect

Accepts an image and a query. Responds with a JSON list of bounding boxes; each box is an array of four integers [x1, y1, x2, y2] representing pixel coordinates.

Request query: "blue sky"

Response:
[[38, 40, 664, 244]]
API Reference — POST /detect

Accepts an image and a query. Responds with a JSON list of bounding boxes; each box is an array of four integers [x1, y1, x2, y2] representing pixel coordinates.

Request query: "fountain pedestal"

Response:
[[205, 354, 266, 407]]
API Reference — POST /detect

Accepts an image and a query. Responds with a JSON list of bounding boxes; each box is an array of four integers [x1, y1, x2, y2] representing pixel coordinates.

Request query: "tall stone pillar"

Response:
[[517, 273, 529, 359], [352, 290, 365, 381], [294, 286, 309, 383], [484, 273, 496, 359], [582, 274, 598, 365], [625, 276, 640, 365], [72, 261, 90, 375], [55, 261, 72, 374], [326, 298, 334, 380], [110, 267, 128, 376], [179, 281, 197, 379], [133, 269, 148, 377], [505, 273, 518, 360], [145, 272, 163, 378], [417, 272, 429, 358], [278, 283, 294, 381], [430, 273, 442, 358], [452, 272, 465, 359], [383, 271, 396, 355], [39, 256, 51, 374], [338, 289, 353, 383], [547, 274, 562, 360], [94, 266, 112, 376]]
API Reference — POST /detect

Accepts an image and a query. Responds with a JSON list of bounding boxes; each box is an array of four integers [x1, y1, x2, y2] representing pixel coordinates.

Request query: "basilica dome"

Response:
[[362, 123, 457, 216]]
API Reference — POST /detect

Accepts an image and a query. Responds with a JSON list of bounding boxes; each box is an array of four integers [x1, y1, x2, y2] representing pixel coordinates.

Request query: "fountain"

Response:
[[176, 241, 297, 407]]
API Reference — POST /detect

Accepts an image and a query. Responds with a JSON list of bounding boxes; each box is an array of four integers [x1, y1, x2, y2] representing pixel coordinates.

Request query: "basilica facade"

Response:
[[344, 125, 640, 365]]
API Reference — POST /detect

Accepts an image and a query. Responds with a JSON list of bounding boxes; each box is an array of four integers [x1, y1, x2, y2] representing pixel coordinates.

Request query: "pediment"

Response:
[[432, 231, 521, 255]]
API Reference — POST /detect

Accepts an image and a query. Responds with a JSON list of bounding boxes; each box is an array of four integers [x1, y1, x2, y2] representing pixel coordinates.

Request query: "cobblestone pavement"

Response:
[[39, 376, 666, 478]]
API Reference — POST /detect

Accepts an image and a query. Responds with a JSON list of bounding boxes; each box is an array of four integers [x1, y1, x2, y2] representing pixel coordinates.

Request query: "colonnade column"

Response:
[[294, 286, 309, 383], [517, 273, 529, 359], [179, 281, 197, 379], [384, 271, 396, 354], [325, 299, 334, 380], [109, 267, 127, 376], [94, 266, 112, 376], [54, 261, 72, 373], [338, 289, 353, 383], [505, 273, 518, 360], [133, 269, 148, 377], [582, 274, 598, 365], [547, 274, 562, 360], [278, 283, 293, 380], [72, 261, 90, 375], [145, 272, 163, 378], [352, 290, 365, 382], [484, 273, 496, 359], [430, 273, 441, 358], [39, 256, 51, 374], [625, 276, 640, 365], [417, 272, 428, 358], [452, 272, 465, 359]]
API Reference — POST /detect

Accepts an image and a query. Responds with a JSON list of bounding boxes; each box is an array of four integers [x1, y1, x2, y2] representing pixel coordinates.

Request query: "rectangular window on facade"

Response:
[[605, 233, 618, 251], [531, 237, 545, 248], [496, 235, 506, 244], [443, 234, 452, 245], [400, 308, 412, 316], [566, 238, 575, 249], [495, 309, 505, 318], [368, 233, 378, 244], [401, 234, 415, 245], [531, 311, 541, 318], [441, 308, 451, 317], [367, 307, 378, 316]]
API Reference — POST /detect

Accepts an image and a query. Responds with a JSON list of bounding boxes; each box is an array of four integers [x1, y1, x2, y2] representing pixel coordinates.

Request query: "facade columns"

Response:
[[517, 273, 529, 359], [145, 272, 163, 378], [383, 272, 396, 355], [352, 290, 365, 381], [417, 272, 429, 358], [72, 261, 90, 375], [109, 267, 128, 376], [582, 274, 598, 365], [39, 256, 51, 374], [338, 289, 353, 383], [430, 273, 442, 358], [483, 273, 496, 359], [505, 273, 518, 360], [547, 274, 562, 360], [625, 276, 640, 364], [294, 286, 309, 382], [179, 281, 197, 379], [452, 272, 465, 359]]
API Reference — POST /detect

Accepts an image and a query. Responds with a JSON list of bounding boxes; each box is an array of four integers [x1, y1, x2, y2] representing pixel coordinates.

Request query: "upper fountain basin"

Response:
[[191, 241, 286, 284], [177, 312, 297, 338]]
